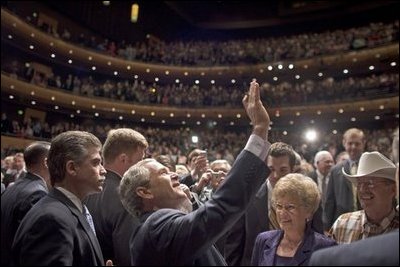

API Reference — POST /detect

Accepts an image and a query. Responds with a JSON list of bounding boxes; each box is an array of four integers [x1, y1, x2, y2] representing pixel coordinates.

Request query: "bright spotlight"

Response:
[[191, 135, 198, 143], [305, 129, 317, 142]]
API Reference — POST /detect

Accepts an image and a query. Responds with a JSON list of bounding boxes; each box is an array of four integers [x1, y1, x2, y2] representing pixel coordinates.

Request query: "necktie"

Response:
[[350, 162, 359, 211], [83, 205, 96, 236], [321, 175, 327, 203]]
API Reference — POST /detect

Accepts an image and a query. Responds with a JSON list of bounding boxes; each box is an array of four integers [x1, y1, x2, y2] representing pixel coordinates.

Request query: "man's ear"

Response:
[[136, 186, 153, 199], [65, 160, 77, 176], [119, 153, 127, 164]]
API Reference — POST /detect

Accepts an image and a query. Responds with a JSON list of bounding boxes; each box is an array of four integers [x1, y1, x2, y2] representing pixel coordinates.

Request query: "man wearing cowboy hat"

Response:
[[309, 129, 399, 266], [329, 151, 398, 244]]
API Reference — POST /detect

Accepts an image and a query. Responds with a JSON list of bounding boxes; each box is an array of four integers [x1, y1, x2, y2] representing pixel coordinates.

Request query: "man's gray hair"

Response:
[[313, 150, 332, 168], [119, 159, 154, 217]]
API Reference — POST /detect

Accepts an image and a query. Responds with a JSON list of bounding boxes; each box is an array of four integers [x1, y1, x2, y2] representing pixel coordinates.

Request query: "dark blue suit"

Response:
[[12, 188, 104, 266], [130, 150, 269, 266], [309, 230, 399, 266], [324, 159, 357, 230], [251, 224, 337, 266], [85, 170, 139, 265], [1, 172, 48, 266]]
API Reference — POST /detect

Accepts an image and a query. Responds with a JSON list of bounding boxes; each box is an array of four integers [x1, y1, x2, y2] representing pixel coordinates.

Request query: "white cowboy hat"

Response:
[[342, 151, 396, 183]]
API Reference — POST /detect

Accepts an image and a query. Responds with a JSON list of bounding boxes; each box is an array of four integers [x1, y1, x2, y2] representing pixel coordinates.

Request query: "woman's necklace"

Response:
[[278, 238, 303, 256]]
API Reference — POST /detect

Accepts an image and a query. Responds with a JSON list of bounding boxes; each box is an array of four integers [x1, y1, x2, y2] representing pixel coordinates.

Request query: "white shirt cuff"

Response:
[[244, 134, 271, 161]]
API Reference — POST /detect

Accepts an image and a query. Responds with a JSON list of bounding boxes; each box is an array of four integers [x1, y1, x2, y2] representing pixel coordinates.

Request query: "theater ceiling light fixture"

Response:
[[131, 3, 139, 23]]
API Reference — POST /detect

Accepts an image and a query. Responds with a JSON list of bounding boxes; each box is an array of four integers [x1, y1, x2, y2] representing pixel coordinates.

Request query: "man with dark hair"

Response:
[[1, 141, 51, 266], [12, 131, 107, 266]]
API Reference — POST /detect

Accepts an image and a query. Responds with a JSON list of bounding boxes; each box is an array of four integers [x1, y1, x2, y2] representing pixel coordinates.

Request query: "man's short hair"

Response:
[[47, 131, 102, 186], [102, 128, 148, 165], [24, 141, 51, 169], [268, 142, 296, 170]]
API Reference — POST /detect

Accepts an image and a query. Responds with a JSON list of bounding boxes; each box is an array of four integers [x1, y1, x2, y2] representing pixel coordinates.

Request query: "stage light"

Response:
[[131, 3, 139, 23], [191, 135, 198, 144], [305, 129, 317, 142]]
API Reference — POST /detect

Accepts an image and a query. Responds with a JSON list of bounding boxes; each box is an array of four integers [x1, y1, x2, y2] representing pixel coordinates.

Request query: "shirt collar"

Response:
[[362, 208, 396, 233], [55, 186, 83, 213]]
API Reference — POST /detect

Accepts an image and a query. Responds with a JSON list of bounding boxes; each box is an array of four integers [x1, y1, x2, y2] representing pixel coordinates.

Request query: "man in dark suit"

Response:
[[324, 128, 366, 230], [309, 150, 334, 226], [1, 141, 51, 266], [85, 128, 148, 266], [119, 80, 271, 266], [12, 131, 107, 266]]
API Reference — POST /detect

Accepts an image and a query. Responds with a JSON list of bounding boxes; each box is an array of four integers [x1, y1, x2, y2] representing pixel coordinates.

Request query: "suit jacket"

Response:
[[324, 159, 356, 230], [1, 172, 48, 266], [251, 225, 337, 266], [130, 150, 269, 266], [309, 230, 399, 266], [11, 188, 104, 266], [85, 170, 139, 266], [308, 170, 318, 184], [223, 181, 324, 266]]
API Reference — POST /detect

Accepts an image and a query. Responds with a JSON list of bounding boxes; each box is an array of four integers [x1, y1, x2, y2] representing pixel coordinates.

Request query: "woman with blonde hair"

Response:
[[251, 173, 336, 266]]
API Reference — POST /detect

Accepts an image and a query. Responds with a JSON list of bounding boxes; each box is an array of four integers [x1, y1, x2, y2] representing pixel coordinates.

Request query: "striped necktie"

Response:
[[83, 205, 96, 236]]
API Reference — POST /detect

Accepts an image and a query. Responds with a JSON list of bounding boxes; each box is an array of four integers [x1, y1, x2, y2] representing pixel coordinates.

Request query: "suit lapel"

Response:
[[74, 208, 104, 265], [343, 160, 354, 191], [262, 231, 282, 266], [292, 223, 315, 265], [50, 189, 104, 265]]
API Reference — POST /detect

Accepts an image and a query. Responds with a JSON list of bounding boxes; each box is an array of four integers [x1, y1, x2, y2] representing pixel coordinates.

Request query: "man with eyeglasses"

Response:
[[329, 151, 398, 244]]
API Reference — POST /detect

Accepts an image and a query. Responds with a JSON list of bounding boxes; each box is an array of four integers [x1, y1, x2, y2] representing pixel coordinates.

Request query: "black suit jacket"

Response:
[[130, 150, 269, 266], [85, 170, 139, 266], [12, 188, 104, 266], [308, 170, 318, 184], [324, 159, 356, 230], [309, 230, 399, 266], [1, 172, 48, 266], [223, 180, 323, 266]]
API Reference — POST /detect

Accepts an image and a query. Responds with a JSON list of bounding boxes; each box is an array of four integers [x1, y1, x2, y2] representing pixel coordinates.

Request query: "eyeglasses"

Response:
[[356, 180, 390, 190], [272, 202, 298, 213]]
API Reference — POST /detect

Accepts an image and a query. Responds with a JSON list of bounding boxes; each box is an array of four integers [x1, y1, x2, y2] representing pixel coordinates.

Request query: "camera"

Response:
[[198, 150, 207, 157], [211, 171, 220, 180]]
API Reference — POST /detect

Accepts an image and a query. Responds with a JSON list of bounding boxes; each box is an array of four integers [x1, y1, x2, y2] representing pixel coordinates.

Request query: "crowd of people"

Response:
[[3, 58, 399, 108], [1, 110, 397, 167], [31, 11, 399, 66], [1, 4, 399, 266], [1, 81, 398, 265]]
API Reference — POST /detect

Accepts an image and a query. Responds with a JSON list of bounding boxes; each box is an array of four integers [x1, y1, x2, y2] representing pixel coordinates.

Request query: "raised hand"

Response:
[[242, 79, 270, 139]]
